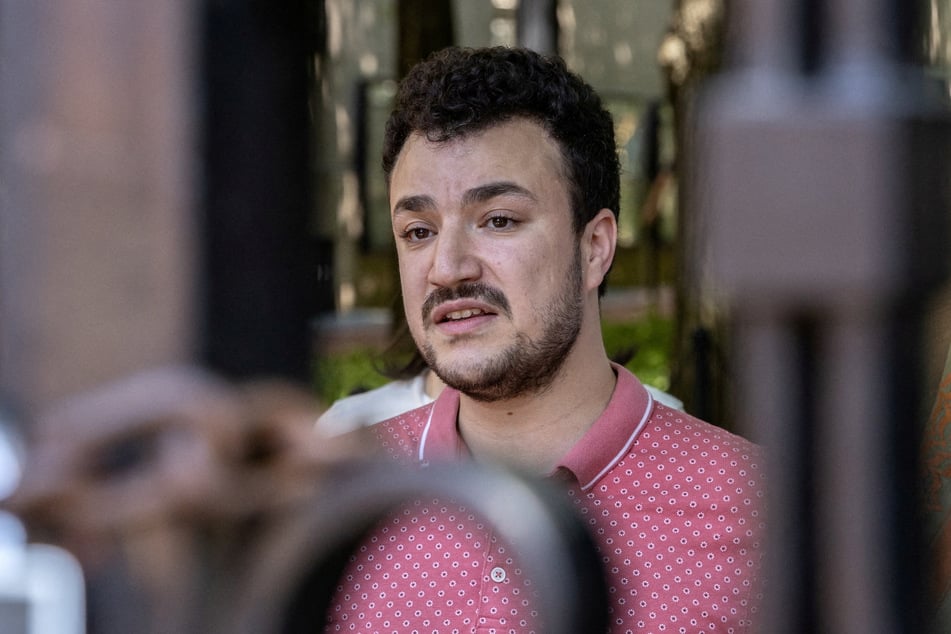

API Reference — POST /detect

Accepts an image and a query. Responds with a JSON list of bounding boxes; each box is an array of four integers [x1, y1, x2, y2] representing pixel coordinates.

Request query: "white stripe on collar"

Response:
[[418, 405, 436, 465], [579, 391, 654, 491]]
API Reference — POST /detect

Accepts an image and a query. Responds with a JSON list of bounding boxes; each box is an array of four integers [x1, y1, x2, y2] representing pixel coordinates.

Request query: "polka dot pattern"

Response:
[[569, 408, 766, 632], [325, 369, 766, 633], [326, 500, 540, 633]]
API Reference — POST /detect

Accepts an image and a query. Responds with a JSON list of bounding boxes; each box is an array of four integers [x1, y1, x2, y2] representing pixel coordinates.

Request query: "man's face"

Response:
[[389, 119, 586, 401]]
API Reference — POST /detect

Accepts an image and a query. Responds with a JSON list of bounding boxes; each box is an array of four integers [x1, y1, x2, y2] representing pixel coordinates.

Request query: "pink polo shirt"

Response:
[[326, 365, 766, 633]]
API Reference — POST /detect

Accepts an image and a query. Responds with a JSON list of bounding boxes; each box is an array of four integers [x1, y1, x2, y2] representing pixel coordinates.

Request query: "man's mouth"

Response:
[[422, 282, 511, 327]]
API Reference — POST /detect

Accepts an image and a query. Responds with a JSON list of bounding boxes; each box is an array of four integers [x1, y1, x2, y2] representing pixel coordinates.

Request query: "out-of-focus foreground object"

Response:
[[697, 0, 951, 632], [0, 406, 84, 634], [0, 2, 199, 632], [0, 0, 199, 415], [2, 366, 359, 634], [0, 0, 322, 631], [3, 366, 606, 634]]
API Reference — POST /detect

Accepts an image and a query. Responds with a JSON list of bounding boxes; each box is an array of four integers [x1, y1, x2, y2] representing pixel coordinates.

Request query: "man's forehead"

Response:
[[393, 122, 562, 182]]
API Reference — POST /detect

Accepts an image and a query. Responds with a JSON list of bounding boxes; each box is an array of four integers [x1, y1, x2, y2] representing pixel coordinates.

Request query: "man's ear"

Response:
[[582, 209, 617, 292]]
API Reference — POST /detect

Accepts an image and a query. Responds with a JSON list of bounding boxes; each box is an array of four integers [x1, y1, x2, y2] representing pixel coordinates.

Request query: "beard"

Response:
[[419, 249, 584, 402]]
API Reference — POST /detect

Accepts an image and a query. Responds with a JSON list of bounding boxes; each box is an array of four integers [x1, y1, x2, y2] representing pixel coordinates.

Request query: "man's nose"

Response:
[[427, 225, 482, 287]]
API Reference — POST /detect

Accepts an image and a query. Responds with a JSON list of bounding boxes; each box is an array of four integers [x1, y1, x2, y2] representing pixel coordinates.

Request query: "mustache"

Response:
[[421, 282, 511, 325]]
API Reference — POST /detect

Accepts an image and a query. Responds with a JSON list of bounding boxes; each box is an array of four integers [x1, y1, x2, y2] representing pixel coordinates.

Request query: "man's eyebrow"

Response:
[[393, 182, 536, 214], [463, 181, 537, 206], [392, 194, 436, 214]]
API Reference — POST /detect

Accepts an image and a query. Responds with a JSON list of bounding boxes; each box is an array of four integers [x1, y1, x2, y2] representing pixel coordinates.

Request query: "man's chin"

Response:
[[442, 378, 509, 403], [433, 360, 542, 403], [431, 362, 502, 398], [426, 344, 499, 373]]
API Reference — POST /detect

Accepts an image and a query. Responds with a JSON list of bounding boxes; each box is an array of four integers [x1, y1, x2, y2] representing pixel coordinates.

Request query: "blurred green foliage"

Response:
[[313, 347, 392, 405], [313, 314, 673, 406], [602, 313, 673, 391]]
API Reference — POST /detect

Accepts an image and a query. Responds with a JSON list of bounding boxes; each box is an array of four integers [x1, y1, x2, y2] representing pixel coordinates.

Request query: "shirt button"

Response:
[[490, 567, 507, 582]]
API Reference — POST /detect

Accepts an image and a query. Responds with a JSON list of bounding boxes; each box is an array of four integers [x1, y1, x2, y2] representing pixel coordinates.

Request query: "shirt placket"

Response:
[[473, 527, 535, 634]]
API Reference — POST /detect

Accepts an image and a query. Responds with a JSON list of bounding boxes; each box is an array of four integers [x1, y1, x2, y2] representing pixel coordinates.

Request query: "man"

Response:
[[325, 46, 765, 632]]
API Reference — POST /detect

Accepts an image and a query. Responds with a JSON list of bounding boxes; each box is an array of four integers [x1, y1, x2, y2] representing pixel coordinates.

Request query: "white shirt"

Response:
[[316, 374, 432, 436]]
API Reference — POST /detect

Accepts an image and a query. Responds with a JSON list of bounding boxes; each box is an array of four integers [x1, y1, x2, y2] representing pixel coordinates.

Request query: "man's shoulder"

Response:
[[641, 402, 764, 471], [601, 403, 767, 513]]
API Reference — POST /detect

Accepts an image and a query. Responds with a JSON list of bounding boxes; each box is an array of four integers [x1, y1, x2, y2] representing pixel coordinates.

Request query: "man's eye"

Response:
[[488, 215, 514, 229], [403, 227, 433, 241]]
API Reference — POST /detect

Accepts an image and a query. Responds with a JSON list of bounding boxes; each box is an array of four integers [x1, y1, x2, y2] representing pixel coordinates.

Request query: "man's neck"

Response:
[[455, 351, 617, 476]]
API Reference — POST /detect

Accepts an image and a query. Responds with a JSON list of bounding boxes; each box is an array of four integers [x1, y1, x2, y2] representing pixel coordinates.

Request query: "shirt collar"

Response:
[[556, 363, 654, 490], [417, 386, 465, 465], [417, 363, 653, 489]]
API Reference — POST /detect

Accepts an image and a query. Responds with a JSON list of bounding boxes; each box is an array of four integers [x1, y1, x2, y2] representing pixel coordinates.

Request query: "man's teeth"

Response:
[[445, 308, 485, 321]]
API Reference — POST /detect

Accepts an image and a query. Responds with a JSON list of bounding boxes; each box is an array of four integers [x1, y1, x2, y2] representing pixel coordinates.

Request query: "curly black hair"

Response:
[[382, 46, 620, 236]]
